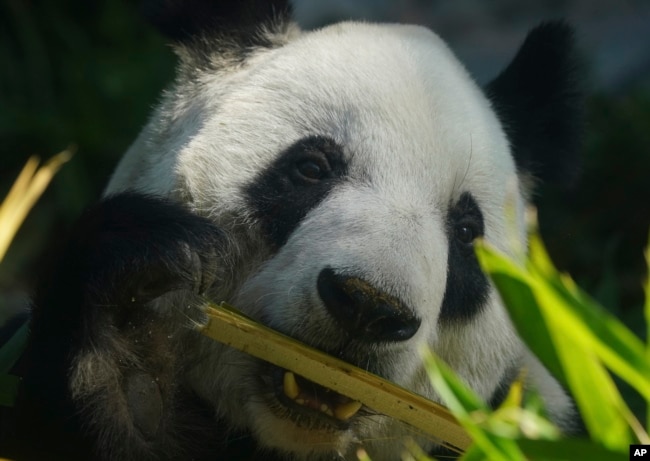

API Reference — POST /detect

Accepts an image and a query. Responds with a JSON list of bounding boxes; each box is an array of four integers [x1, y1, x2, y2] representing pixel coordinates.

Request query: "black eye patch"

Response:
[[245, 136, 347, 248], [439, 192, 490, 324], [449, 192, 485, 250]]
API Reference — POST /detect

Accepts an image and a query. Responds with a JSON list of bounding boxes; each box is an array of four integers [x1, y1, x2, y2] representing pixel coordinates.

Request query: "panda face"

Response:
[[106, 7, 582, 461]]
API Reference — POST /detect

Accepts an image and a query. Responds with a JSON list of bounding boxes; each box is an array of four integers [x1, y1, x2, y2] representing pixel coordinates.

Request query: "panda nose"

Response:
[[317, 267, 421, 342]]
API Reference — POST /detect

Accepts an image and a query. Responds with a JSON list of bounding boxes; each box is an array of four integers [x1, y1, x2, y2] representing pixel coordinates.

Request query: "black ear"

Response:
[[486, 22, 585, 186], [142, 0, 292, 44]]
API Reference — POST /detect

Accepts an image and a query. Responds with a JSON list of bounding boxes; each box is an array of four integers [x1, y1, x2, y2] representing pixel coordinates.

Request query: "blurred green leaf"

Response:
[[472, 242, 567, 386], [517, 438, 628, 461], [421, 348, 487, 416], [475, 238, 645, 449], [527, 235, 650, 403], [421, 348, 526, 461], [557, 341, 631, 448]]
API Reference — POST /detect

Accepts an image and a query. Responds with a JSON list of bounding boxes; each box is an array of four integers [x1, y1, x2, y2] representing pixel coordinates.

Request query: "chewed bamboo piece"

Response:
[[199, 302, 471, 453]]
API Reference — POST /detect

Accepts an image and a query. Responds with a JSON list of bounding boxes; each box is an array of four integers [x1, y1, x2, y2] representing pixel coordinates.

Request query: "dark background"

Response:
[[1, 0, 649, 416]]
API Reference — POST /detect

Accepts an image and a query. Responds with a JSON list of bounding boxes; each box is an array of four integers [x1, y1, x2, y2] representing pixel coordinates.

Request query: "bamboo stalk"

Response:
[[199, 302, 471, 452]]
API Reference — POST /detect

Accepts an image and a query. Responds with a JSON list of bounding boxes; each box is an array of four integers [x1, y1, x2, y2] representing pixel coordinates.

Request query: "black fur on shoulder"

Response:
[[2, 193, 228, 461], [486, 21, 586, 187], [142, 0, 292, 44]]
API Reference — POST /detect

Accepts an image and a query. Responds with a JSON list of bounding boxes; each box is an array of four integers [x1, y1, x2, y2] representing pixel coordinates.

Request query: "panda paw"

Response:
[[52, 192, 226, 310], [21, 193, 228, 459]]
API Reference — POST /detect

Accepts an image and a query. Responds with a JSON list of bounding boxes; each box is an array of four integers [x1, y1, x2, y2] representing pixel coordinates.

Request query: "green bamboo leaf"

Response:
[[475, 246, 566, 386], [421, 348, 525, 461], [458, 445, 485, 461], [551, 330, 631, 448], [487, 408, 560, 440], [517, 438, 628, 461], [476, 241, 633, 449], [490, 383, 560, 440], [516, 273, 629, 446], [528, 237, 650, 403], [527, 233, 556, 278], [537, 278, 648, 445], [495, 373, 524, 411], [477, 237, 650, 400], [420, 347, 487, 415], [487, 435, 527, 461], [477, 239, 650, 400]]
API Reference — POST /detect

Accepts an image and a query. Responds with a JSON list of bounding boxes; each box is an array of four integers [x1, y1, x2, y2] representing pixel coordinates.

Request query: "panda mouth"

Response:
[[270, 366, 363, 426]]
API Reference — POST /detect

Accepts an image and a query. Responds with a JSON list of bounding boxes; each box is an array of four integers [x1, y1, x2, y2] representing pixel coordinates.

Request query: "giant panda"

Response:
[[2, 1, 584, 460]]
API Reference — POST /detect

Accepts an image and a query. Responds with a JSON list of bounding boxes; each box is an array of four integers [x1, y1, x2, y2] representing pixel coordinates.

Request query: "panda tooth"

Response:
[[333, 400, 362, 421], [283, 372, 300, 399]]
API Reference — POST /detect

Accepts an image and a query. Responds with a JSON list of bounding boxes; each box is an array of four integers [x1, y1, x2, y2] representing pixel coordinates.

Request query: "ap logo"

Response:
[[631, 445, 650, 459]]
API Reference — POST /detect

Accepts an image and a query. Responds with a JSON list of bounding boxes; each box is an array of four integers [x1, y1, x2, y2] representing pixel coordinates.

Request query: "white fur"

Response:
[[106, 21, 572, 461]]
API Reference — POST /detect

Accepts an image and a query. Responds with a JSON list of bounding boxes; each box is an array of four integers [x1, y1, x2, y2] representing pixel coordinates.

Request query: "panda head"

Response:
[[107, 1, 583, 459]]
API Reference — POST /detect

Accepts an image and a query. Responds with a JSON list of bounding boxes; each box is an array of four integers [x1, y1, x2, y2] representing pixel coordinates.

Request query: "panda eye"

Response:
[[448, 193, 485, 250], [455, 222, 479, 246], [295, 158, 328, 182]]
